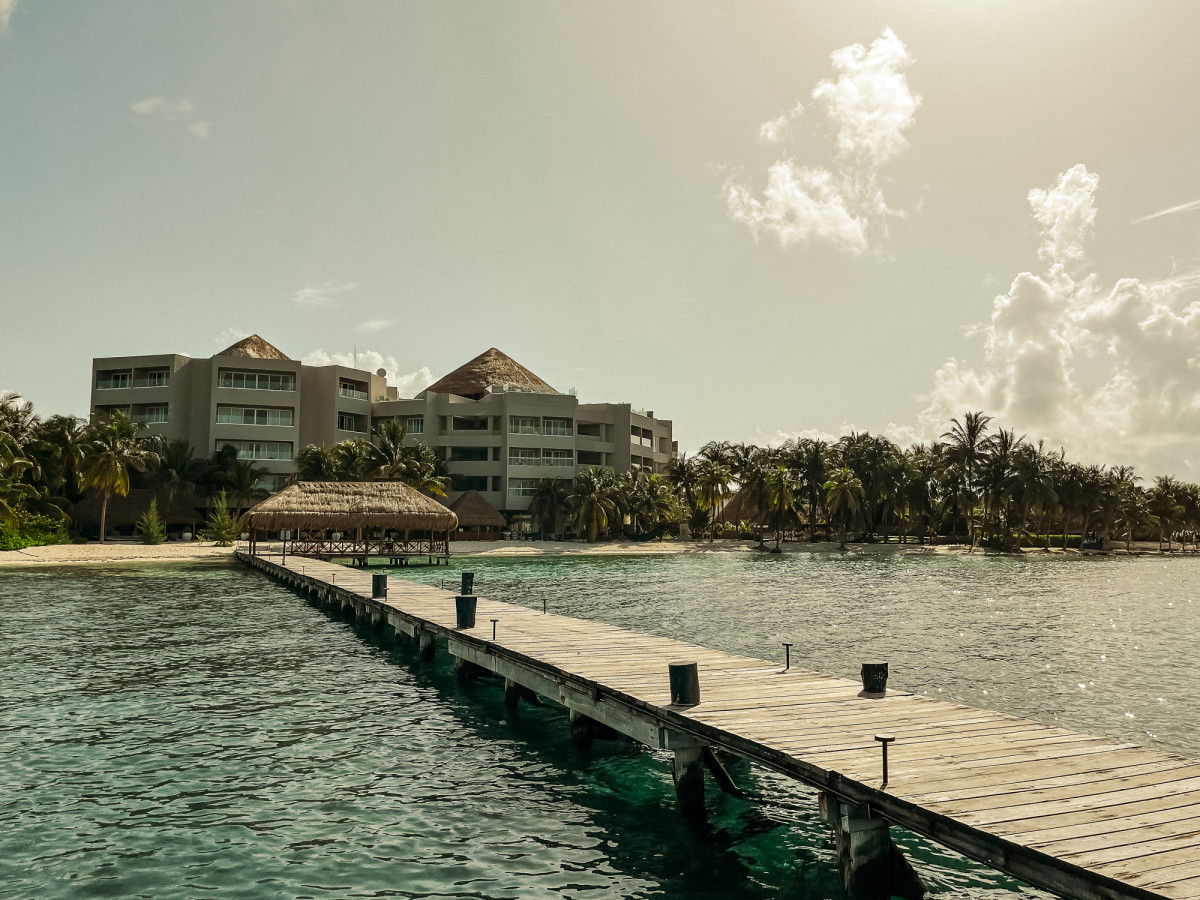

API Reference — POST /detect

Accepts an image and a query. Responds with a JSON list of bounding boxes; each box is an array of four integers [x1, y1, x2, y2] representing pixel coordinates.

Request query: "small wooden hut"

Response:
[[241, 481, 458, 564], [449, 491, 506, 541]]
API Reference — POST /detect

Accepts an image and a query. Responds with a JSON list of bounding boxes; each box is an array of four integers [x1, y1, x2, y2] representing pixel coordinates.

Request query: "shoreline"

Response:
[[1, 538, 1181, 567]]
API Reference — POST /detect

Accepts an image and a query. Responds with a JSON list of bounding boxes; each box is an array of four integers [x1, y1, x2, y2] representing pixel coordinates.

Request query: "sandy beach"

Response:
[[0, 538, 954, 567]]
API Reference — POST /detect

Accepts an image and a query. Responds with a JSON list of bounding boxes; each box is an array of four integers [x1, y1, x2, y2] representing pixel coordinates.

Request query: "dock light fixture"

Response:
[[782, 642, 793, 670], [543, 599, 547, 615], [875, 734, 896, 784], [491, 618, 498, 640]]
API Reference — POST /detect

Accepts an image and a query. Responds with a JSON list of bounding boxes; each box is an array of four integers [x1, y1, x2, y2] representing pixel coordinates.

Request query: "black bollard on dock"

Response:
[[461, 571, 475, 595], [455, 594, 477, 629], [668, 661, 701, 706], [372, 572, 388, 599], [861, 662, 888, 696]]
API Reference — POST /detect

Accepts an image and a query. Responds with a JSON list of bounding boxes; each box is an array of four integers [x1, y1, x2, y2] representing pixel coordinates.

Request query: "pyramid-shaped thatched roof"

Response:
[[242, 482, 457, 532], [217, 334, 290, 361], [449, 490, 506, 528], [718, 489, 769, 525], [423, 348, 557, 400]]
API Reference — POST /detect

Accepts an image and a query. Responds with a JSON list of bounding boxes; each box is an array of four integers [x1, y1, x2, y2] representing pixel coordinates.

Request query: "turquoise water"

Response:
[[1, 552, 1197, 899]]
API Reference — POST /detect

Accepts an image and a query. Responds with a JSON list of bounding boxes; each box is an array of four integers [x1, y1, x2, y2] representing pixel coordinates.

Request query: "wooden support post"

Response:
[[569, 709, 594, 744], [818, 793, 925, 900], [418, 629, 435, 661], [504, 677, 521, 708], [672, 745, 705, 819]]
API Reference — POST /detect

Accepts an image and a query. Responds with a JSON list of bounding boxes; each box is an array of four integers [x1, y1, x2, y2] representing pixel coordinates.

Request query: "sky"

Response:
[[3, 2, 1200, 477]]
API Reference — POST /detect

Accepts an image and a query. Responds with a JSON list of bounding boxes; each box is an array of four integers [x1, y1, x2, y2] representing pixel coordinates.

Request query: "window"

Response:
[[255, 474, 288, 493], [509, 448, 540, 466], [96, 372, 131, 390], [338, 381, 368, 401], [217, 440, 292, 460], [509, 416, 539, 435], [134, 370, 170, 388], [142, 406, 168, 425], [544, 450, 573, 467], [216, 406, 294, 426], [218, 370, 296, 391], [406, 416, 424, 435], [508, 478, 540, 497], [337, 413, 365, 432], [543, 418, 572, 437]]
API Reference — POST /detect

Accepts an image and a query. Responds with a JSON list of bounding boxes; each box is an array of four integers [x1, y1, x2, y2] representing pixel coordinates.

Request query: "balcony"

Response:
[[338, 386, 369, 401], [131, 413, 168, 425], [132, 376, 170, 388], [95, 379, 131, 390]]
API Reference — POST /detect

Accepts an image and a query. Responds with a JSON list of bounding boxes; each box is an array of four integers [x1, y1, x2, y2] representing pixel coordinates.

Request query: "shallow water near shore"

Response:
[[1, 552, 1197, 899]]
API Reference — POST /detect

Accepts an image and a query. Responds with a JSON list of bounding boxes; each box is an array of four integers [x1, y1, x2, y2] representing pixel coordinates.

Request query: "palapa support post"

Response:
[[818, 794, 926, 900], [668, 661, 700, 706]]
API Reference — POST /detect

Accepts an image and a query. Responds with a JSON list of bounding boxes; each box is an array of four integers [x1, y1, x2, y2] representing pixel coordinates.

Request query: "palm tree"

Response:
[[78, 412, 158, 542], [224, 458, 269, 517], [151, 439, 206, 510], [0, 432, 37, 527], [293, 444, 343, 482], [762, 464, 800, 549], [694, 458, 732, 540], [0, 391, 39, 445], [371, 419, 410, 479], [790, 439, 828, 542], [824, 467, 865, 551], [528, 477, 571, 538], [1150, 475, 1183, 552], [941, 411, 992, 549], [336, 438, 378, 481], [567, 467, 617, 543]]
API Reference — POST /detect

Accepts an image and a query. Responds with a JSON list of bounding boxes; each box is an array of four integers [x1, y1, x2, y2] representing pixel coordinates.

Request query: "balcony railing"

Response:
[[543, 457, 573, 467], [95, 379, 131, 390], [133, 377, 170, 388], [508, 457, 542, 466], [338, 387, 369, 401], [131, 414, 168, 425], [509, 426, 540, 435]]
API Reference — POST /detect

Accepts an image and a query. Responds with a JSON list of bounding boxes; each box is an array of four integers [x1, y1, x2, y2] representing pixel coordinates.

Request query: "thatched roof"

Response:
[[241, 482, 458, 532], [449, 491, 506, 528], [423, 348, 558, 400], [217, 334, 290, 360]]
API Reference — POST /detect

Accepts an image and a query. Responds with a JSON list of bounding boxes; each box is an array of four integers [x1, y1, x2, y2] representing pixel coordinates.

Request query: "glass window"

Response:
[[218, 370, 296, 391], [508, 448, 540, 466], [406, 416, 424, 435], [507, 478, 539, 496], [217, 440, 292, 460], [543, 418, 572, 436], [509, 416, 539, 435], [215, 406, 294, 426]]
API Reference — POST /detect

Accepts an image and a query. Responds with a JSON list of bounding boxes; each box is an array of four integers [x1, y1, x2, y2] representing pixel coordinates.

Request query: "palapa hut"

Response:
[[241, 481, 458, 562], [448, 490, 506, 541]]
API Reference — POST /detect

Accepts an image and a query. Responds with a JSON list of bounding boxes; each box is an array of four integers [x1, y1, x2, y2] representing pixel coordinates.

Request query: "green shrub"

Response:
[[200, 490, 240, 546], [0, 513, 69, 551], [136, 499, 167, 545]]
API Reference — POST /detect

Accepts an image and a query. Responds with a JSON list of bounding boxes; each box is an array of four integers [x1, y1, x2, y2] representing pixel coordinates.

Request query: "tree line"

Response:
[[3, 390, 1196, 551]]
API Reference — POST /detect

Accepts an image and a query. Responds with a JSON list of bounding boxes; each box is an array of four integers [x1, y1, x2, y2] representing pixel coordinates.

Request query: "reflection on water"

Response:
[[1, 552, 1195, 899]]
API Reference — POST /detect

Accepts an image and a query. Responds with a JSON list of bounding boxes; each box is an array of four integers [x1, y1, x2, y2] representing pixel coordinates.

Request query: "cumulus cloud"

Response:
[[291, 280, 360, 308], [130, 96, 210, 138], [917, 164, 1200, 478], [0, 0, 16, 30], [215, 327, 250, 348], [302, 349, 435, 399], [726, 28, 920, 255]]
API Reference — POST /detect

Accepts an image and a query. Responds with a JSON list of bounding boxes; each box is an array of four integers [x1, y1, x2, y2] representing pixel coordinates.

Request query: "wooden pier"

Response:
[[239, 551, 1200, 900]]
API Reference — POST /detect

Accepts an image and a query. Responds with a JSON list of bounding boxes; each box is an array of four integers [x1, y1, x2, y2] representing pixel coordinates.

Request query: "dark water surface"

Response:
[[2, 551, 1197, 899]]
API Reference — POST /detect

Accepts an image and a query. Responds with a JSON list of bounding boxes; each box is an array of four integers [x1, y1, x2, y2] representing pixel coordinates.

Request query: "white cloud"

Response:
[[302, 349, 434, 398], [130, 96, 210, 138], [758, 102, 803, 143], [726, 28, 920, 255], [1131, 197, 1200, 225], [0, 0, 16, 29], [291, 280, 360, 308], [357, 319, 392, 332], [215, 327, 250, 348], [916, 164, 1200, 479], [131, 96, 165, 115]]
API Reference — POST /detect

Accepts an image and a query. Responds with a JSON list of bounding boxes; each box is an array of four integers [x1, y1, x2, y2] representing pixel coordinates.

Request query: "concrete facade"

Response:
[[90, 340, 674, 519]]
